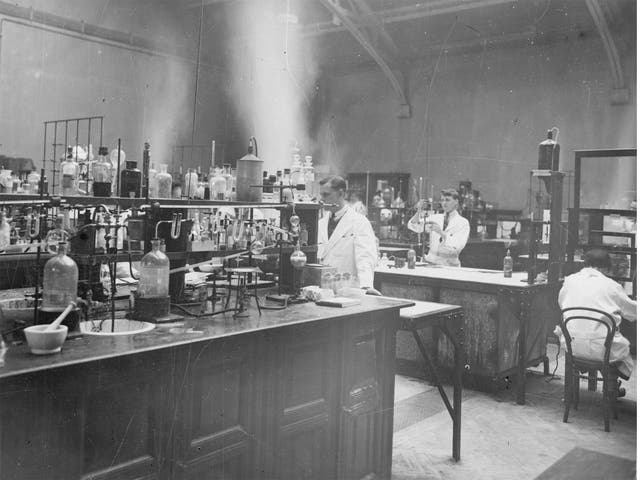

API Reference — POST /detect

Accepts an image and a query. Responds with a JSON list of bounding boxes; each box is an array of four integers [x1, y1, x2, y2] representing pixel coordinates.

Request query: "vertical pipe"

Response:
[[116, 138, 122, 197], [87, 118, 92, 195], [99, 117, 103, 149], [42, 122, 47, 176]]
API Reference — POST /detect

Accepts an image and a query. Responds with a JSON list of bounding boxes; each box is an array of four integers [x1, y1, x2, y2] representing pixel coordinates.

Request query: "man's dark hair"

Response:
[[584, 248, 612, 270], [319, 175, 347, 192], [441, 188, 460, 201]]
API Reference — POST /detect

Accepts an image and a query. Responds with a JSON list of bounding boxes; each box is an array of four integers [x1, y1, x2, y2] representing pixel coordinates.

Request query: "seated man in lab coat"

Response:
[[556, 248, 637, 387], [318, 176, 380, 295], [407, 188, 470, 267]]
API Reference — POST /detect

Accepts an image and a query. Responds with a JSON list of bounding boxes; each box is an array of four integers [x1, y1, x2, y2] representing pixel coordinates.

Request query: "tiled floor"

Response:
[[392, 344, 637, 480]]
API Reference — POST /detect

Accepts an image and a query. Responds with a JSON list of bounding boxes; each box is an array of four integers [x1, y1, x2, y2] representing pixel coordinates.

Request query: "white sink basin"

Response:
[[79, 319, 155, 336]]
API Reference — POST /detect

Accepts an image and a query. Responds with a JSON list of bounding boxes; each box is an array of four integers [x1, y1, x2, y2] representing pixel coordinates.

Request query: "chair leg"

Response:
[[573, 370, 579, 409], [602, 373, 610, 432], [588, 369, 598, 391], [563, 369, 572, 423]]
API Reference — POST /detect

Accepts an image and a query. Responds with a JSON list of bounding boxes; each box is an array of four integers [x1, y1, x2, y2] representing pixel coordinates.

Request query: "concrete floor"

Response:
[[392, 343, 637, 480]]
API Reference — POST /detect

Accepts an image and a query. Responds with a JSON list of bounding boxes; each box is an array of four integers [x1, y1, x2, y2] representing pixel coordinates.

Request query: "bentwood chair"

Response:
[[559, 307, 620, 432]]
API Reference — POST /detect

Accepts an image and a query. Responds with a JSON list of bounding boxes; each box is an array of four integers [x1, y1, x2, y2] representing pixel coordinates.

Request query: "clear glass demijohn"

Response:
[[42, 242, 78, 311], [137, 238, 170, 298]]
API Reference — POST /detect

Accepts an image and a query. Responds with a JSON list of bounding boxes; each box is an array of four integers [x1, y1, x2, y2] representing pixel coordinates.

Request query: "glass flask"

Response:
[[92, 146, 113, 197], [156, 164, 173, 199], [121, 161, 141, 198], [290, 242, 307, 270], [61, 147, 79, 196], [183, 169, 199, 199], [137, 238, 170, 298], [0, 169, 12, 193], [42, 242, 78, 311]]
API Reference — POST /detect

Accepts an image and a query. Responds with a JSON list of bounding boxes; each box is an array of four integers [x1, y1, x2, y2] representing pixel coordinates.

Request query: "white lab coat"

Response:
[[556, 268, 637, 378], [317, 206, 378, 288], [407, 210, 470, 267]]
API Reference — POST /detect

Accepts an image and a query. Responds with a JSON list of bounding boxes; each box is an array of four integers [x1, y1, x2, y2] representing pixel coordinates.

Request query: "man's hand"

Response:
[[364, 287, 382, 296]]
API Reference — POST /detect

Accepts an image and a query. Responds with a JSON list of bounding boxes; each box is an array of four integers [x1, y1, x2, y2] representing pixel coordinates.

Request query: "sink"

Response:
[[79, 319, 155, 336]]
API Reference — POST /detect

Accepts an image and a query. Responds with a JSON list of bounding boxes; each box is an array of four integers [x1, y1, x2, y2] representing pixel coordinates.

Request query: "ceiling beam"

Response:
[[585, 0, 625, 96], [349, 0, 399, 59], [303, 0, 518, 37], [318, 0, 409, 112]]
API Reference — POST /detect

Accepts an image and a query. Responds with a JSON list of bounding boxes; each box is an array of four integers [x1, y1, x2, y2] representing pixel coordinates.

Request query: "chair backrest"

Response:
[[560, 307, 617, 366]]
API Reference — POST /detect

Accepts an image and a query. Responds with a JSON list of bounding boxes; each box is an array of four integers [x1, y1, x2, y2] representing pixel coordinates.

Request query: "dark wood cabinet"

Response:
[[0, 305, 401, 480]]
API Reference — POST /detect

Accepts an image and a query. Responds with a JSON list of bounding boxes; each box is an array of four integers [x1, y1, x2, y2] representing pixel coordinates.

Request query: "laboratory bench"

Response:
[[0, 294, 411, 480], [374, 264, 561, 404]]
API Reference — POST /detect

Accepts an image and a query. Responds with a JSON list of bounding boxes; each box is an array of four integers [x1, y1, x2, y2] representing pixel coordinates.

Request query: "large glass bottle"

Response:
[[138, 238, 170, 298], [61, 147, 79, 196], [42, 242, 78, 311], [121, 161, 141, 198], [209, 167, 227, 200], [92, 146, 113, 197], [222, 164, 233, 199], [148, 162, 158, 198], [156, 164, 173, 199]]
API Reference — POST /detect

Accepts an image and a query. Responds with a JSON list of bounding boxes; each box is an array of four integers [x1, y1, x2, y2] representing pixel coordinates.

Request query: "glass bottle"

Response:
[[303, 155, 315, 200], [0, 211, 10, 251], [503, 248, 513, 278], [109, 147, 126, 194], [222, 164, 233, 199], [45, 214, 70, 254], [290, 153, 305, 200], [42, 242, 78, 311], [137, 238, 170, 298], [92, 146, 113, 197], [282, 168, 294, 202], [148, 162, 158, 198], [27, 168, 41, 195], [209, 167, 226, 200], [407, 245, 416, 269], [121, 161, 141, 198], [184, 168, 199, 199], [61, 147, 79, 196], [156, 164, 173, 199]]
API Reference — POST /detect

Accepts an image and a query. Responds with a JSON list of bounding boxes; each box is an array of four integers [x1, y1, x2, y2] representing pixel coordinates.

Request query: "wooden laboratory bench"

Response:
[[0, 295, 411, 480], [374, 264, 561, 404]]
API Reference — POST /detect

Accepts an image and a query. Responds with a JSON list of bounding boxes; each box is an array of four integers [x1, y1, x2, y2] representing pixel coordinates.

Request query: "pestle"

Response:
[[45, 301, 77, 332]]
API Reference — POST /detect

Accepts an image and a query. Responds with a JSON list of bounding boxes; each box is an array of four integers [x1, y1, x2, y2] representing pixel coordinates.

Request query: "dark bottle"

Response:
[[121, 161, 141, 198], [407, 245, 416, 269], [503, 248, 513, 278]]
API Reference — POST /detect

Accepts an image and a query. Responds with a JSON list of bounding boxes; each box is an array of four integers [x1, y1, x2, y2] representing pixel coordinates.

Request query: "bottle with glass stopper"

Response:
[[137, 238, 170, 298], [42, 242, 78, 311]]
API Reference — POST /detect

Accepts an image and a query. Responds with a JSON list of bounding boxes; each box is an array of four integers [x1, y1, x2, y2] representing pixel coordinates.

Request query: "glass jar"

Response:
[[92, 146, 113, 197], [42, 242, 78, 311], [156, 164, 172, 199], [0, 211, 10, 251], [137, 238, 170, 298], [148, 163, 158, 198]]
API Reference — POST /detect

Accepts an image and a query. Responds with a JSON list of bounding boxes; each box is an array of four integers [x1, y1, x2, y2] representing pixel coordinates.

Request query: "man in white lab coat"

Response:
[[407, 188, 470, 267], [556, 248, 637, 381], [317, 176, 380, 295]]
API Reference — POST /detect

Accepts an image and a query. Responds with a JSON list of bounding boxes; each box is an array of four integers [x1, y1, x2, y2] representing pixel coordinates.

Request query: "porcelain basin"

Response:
[[79, 319, 155, 336]]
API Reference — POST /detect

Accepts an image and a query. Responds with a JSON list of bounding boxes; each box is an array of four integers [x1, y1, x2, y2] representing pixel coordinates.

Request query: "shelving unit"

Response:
[[567, 149, 637, 297]]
